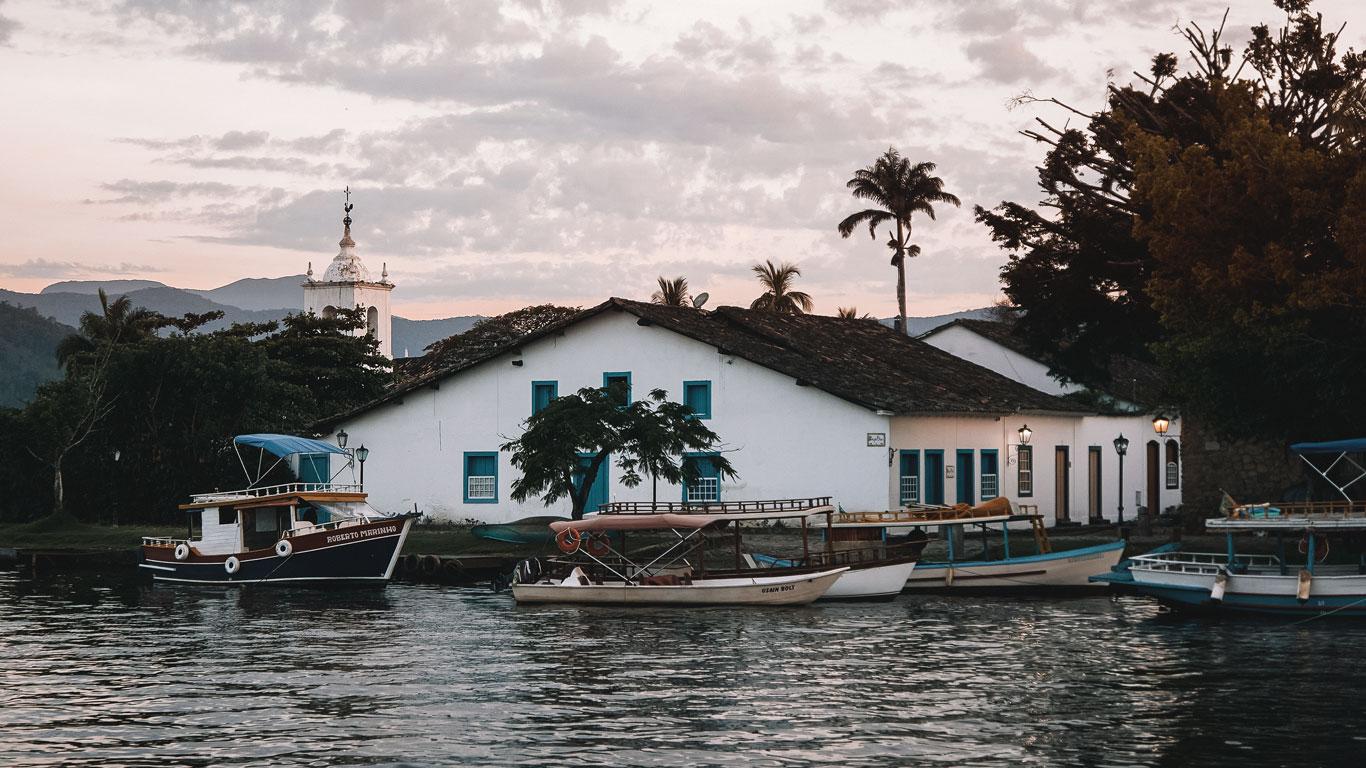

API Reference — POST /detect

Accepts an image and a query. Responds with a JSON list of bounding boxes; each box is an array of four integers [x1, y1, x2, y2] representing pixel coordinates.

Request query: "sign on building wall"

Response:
[[866, 433, 886, 447]]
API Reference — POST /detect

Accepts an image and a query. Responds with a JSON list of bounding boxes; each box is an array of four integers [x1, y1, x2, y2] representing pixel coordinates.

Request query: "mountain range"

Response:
[[0, 275, 994, 408]]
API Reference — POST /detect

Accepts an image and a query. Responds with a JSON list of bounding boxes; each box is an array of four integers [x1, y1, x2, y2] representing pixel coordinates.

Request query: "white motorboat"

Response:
[[512, 566, 848, 606]]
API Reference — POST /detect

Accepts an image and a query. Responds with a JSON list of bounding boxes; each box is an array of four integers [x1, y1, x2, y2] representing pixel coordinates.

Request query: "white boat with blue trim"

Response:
[[1093, 438, 1366, 616], [140, 434, 416, 586], [831, 498, 1126, 591]]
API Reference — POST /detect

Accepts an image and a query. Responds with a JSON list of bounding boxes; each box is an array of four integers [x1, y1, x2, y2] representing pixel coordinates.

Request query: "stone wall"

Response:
[[1180, 415, 1302, 521]]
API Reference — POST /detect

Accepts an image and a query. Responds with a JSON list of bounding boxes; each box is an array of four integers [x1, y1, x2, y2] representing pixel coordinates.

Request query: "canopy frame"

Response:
[[1295, 448, 1366, 503], [231, 434, 352, 489]]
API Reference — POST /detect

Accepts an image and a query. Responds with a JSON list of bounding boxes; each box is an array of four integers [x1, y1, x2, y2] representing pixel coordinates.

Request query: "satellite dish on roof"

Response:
[[692, 292, 710, 309]]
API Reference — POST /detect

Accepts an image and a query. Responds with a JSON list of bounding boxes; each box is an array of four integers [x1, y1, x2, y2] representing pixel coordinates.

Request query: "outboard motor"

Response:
[[511, 557, 544, 586]]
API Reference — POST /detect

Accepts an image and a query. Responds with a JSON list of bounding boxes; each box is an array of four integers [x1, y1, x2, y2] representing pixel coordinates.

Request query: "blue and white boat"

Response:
[[1095, 438, 1366, 616], [829, 498, 1126, 591], [140, 434, 416, 586]]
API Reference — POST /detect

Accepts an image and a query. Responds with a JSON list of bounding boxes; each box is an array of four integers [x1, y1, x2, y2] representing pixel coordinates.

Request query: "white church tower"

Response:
[[303, 189, 395, 358]]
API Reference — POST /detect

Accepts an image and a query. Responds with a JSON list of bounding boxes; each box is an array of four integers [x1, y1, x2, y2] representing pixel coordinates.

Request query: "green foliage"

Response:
[[977, 1, 1364, 390], [839, 147, 960, 333], [651, 276, 691, 307], [0, 304, 391, 524], [1131, 85, 1366, 438], [501, 385, 736, 519], [0, 303, 71, 408], [976, 0, 1365, 439], [749, 260, 814, 314]]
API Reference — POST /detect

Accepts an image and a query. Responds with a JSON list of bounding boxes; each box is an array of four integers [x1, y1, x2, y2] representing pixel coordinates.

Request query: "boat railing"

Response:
[[832, 506, 1006, 526], [596, 497, 834, 515], [142, 536, 189, 547], [191, 482, 364, 503], [281, 516, 386, 538], [1130, 551, 1282, 575]]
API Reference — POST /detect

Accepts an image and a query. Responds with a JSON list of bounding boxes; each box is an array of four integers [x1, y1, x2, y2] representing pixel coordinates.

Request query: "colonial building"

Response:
[[316, 299, 1173, 526], [921, 317, 1182, 521], [303, 192, 395, 358]]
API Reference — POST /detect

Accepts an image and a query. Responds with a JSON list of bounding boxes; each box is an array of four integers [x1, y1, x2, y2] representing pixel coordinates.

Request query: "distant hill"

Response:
[[882, 307, 999, 336], [0, 302, 74, 408], [191, 275, 307, 311], [41, 279, 167, 295], [392, 316, 482, 358]]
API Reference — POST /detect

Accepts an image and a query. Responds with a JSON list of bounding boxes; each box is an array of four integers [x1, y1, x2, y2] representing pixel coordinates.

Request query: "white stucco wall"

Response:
[[921, 325, 1081, 398], [331, 309, 892, 523], [888, 413, 1182, 525]]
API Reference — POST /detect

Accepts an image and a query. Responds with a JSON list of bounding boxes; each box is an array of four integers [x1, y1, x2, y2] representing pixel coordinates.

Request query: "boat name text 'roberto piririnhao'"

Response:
[[325, 524, 400, 545]]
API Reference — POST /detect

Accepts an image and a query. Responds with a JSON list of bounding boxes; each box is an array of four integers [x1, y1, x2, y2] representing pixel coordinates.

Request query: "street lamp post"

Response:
[[356, 444, 369, 488], [1114, 434, 1130, 528]]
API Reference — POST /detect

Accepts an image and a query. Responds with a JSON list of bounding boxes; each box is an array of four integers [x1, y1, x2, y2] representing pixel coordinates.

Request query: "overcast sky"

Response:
[[0, 0, 1361, 318]]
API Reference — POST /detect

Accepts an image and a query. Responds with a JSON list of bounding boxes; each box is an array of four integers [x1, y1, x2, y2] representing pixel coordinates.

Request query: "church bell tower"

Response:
[[303, 189, 395, 358]]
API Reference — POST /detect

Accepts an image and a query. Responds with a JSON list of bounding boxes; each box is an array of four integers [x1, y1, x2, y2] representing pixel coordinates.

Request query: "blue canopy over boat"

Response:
[[233, 434, 348, 458], [1290, 438, 1366, 455]]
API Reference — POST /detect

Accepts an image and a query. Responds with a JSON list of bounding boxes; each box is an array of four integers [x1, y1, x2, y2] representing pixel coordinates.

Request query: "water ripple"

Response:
[[1, 572, 1364, 766]]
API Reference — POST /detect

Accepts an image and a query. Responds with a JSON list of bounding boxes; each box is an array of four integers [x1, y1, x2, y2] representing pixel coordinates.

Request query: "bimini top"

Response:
[[1290, 438, 1366, 454], [233, 434, 348, 458]]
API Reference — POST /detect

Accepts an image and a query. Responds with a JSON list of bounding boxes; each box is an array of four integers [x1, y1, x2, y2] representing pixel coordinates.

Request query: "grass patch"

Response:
[[0, 517, 182, 551]]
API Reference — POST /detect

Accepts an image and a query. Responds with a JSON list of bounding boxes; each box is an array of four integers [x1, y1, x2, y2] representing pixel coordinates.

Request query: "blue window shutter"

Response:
[[602, 372, 631, 405], [463, 452, 498, 504], [683, 380, 712, 419], [532, 381, 557, 415]]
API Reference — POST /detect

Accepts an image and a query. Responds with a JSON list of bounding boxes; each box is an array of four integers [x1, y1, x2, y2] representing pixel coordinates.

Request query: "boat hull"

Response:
[[820, 560, 917, 601], [903, 541, 1126, 591], [511, 568, 848, 606], [139, 516, 414, 586], [1124, 564, 1366, 617]]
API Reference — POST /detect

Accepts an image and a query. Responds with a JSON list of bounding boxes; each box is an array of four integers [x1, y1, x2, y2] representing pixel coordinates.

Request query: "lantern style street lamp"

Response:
[[1152, 415, 1170, 435], [1018, 424, 1032, 445], [336, 428, 349, 449], [356, 444, 370, 487], [1114, 434, 1130, 526]]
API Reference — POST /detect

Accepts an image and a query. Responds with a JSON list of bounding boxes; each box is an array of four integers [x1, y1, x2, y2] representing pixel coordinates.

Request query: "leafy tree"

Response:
[[977, 0, 1364, 387], [839, 148, 960, 334], [1130, 84, 1366, 438], [502, 385, 736, 519], [651, 276, 690, 306], [749, 260, 813, 314], [56, 288, 166, 369], [836, 306, 874, 320]]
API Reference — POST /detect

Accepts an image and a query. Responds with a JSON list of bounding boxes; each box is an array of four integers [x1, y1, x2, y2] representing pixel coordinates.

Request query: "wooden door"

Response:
[[1054, 446, 1070, 524]]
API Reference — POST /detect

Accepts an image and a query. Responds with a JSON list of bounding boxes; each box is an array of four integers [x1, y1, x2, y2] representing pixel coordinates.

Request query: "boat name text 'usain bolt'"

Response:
[[325, 524, 400, 545]]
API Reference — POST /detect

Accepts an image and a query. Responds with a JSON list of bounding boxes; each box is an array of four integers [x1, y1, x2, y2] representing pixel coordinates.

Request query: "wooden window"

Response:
[[1165, 439, 1180, 490], [463, 452, 498, 503], [531, 381, 558, 415], [899, 450, 920, 505], [683, 380, 712, 419], [1018, 446, 1034, 497]]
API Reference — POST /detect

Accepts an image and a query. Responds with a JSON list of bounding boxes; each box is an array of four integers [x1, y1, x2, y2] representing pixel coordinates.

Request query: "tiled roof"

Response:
[[319, 298, 1089, 429]]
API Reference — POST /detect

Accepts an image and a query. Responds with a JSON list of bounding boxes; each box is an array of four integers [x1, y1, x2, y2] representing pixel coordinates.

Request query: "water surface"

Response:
[[1, 570, 1362, 766]]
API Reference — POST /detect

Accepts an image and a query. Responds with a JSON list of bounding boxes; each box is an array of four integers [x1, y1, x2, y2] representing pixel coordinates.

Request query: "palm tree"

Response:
[[838, 148, 960, 334], [56, 289, 164, 368], [836, 306, 873, 320], [750, 260, 813, 314], [651, 276, 690, 307]]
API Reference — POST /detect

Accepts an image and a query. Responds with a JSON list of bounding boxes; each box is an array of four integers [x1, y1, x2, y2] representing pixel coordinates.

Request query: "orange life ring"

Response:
[[556, 528, 583, 554], [584, 532, 612, 558]]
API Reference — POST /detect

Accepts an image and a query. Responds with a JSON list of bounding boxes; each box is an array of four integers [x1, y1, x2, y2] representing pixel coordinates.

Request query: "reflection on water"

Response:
[[1, 570, 1364, 767]]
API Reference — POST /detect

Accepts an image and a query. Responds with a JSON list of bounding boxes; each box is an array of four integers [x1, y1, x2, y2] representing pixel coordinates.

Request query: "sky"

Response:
[[0, 0, 1361, 319]]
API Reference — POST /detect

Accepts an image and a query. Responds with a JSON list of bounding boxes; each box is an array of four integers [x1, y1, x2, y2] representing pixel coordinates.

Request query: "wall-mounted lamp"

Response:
[[336, 428, 349, 449], [1152, 415, 1170, 435], [1018, 424, 1032, 445]]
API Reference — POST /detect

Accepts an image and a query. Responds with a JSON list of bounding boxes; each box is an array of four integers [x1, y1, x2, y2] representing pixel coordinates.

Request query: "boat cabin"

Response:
[[178, 490, 379, 555]]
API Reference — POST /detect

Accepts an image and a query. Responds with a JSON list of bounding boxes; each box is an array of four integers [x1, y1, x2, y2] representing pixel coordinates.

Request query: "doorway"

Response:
[[924, 450, 945, 505], [1054, 446, 1071, 524], [956, 449, 975, 506], [1146, 440, 1160, 517], [1087, 447, 1103, 522]]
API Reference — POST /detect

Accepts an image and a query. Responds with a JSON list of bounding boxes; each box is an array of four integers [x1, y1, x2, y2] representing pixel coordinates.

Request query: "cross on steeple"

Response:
[[343, 186, 353, 230]]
